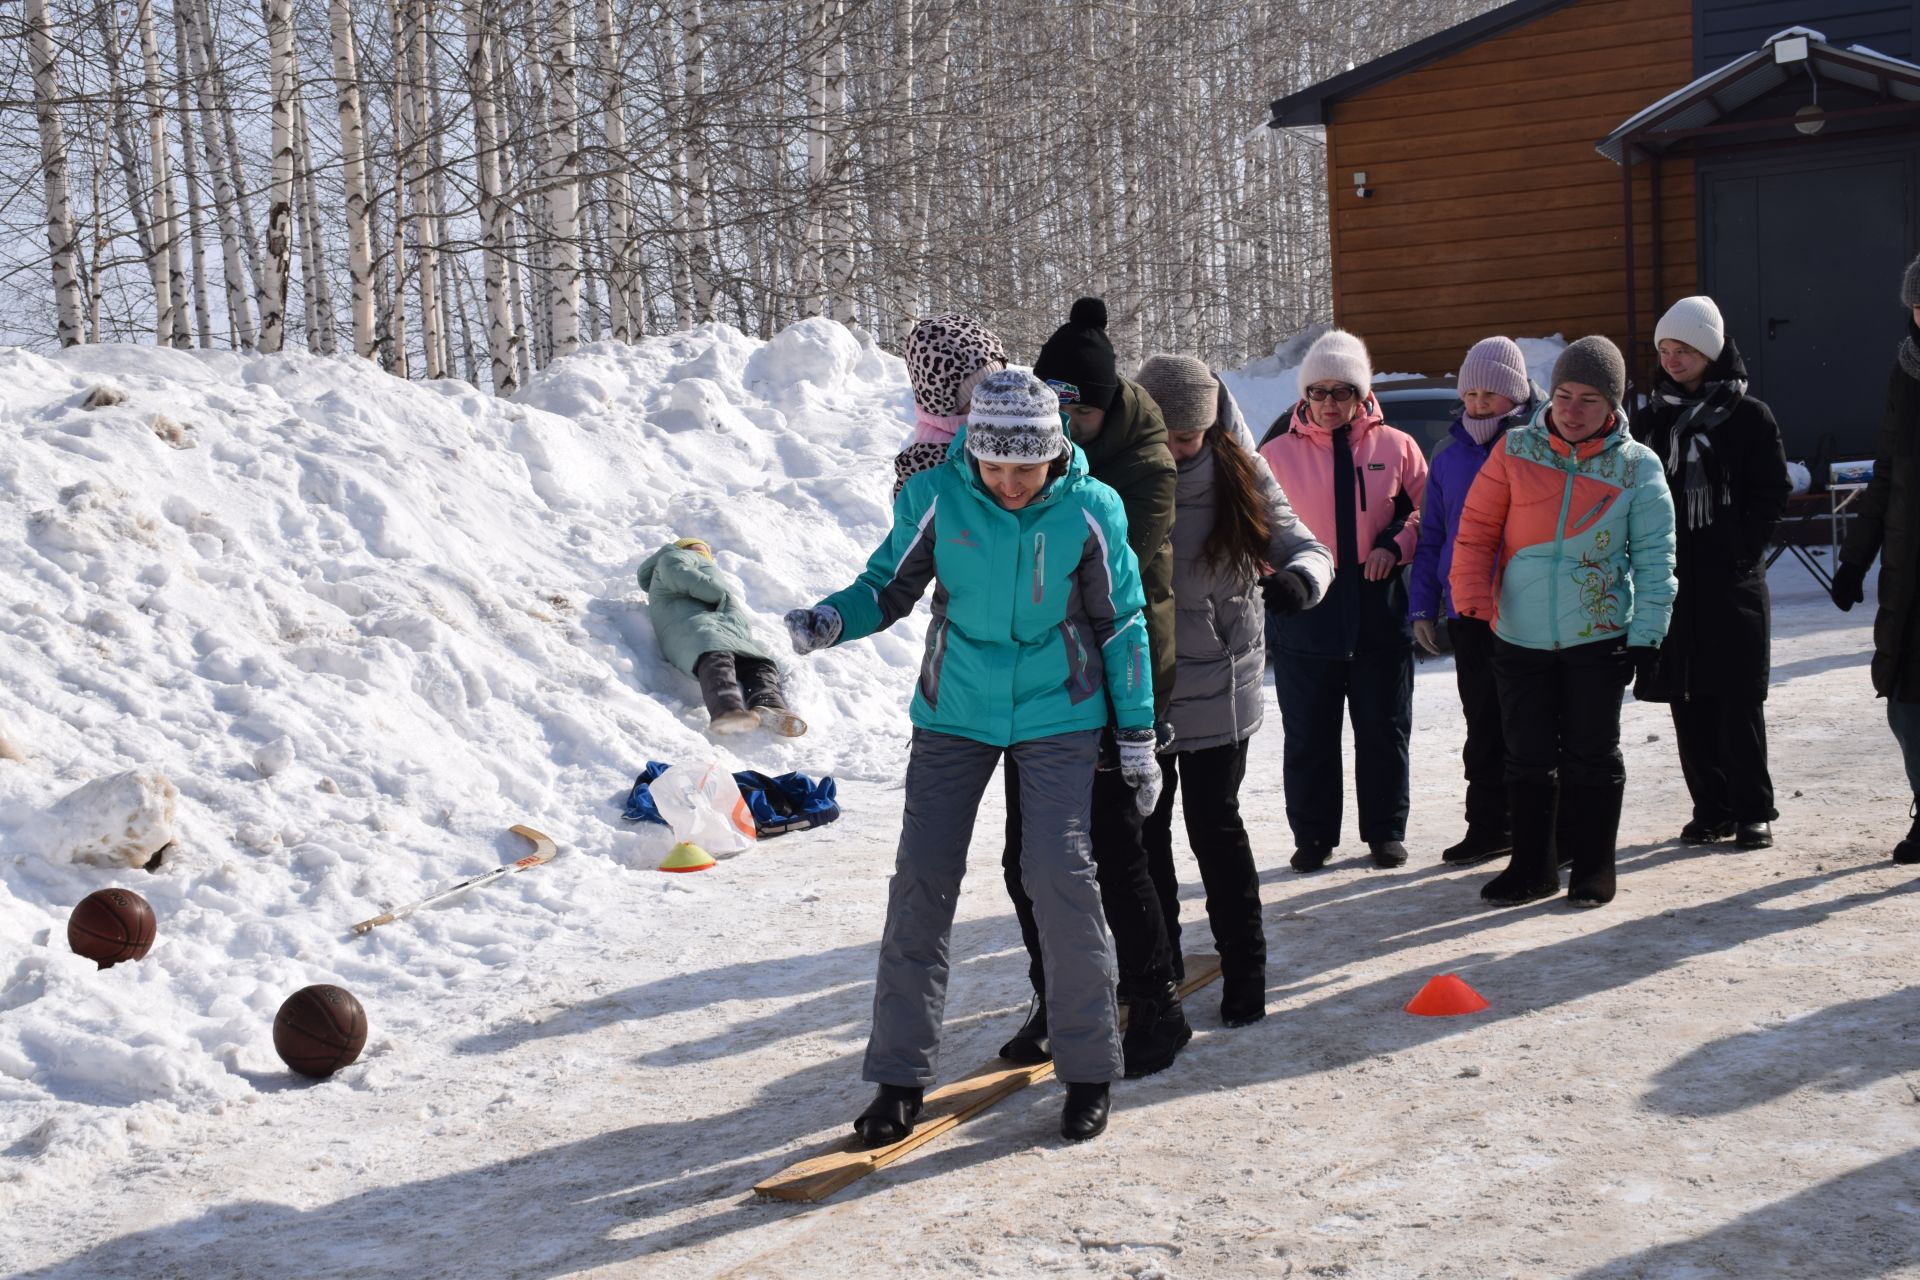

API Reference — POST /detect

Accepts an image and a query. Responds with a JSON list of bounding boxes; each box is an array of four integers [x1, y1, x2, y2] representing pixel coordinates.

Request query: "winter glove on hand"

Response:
[[783, 604, 843, 655], [1258, 569, 1314, 617], [1831, 561, 1867, 612], [1628, 645, 1660, 687], [1115, 727, 1163, 817]]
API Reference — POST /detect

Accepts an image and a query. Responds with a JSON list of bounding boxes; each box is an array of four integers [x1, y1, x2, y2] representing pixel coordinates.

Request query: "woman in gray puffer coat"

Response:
[[1135, 356, 1333, 1027]]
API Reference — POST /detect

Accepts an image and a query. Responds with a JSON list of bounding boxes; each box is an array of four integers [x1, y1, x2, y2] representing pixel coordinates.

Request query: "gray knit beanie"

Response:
[[1457, 336, 1531, 405], [1902, 253, 1920, 308], [1134, 355, 1218, 433], [965, 368, 1067, 464], [1550, 336, 1627, 407]]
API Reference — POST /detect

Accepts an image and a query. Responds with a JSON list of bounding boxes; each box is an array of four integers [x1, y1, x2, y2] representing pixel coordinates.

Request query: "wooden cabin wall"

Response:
[[1325, 0, 1697, 380]]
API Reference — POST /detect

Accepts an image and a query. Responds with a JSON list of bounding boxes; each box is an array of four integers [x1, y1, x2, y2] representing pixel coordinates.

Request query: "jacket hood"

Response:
[[1284, 392, 1385, 447], [636, 543, 698, 592], [1525, 396, 1631, 460], [945, 426, 1091, 508]]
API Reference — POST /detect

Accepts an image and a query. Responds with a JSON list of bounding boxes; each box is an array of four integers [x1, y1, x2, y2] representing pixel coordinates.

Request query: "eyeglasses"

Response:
[[1303, 384, 1359, 403]]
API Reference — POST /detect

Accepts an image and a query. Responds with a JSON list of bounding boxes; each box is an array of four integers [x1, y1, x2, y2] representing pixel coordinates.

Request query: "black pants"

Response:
[[1493, 638, 1630, 786], [694, 651, 787, 718], [1272, 645, 1412, 846], [1003, 755, 1173, 991], [1448, 618, 1509, 831], [1143, 740, 1264, 977], [1670, 696, 1776, 824]]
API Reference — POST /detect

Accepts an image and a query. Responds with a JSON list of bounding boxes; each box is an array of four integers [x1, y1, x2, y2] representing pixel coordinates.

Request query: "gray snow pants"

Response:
[[864, 727, 1123, 1087]]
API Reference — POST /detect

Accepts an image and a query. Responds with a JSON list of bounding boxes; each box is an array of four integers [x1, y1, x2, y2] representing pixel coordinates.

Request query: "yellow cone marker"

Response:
[[659, 840, 716, 873]]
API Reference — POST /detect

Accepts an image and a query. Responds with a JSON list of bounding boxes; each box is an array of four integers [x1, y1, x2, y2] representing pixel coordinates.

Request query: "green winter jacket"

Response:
[[818, 435, 1153, 747], [1081, 379, 1178, 719], [636, 544, 777, 676]]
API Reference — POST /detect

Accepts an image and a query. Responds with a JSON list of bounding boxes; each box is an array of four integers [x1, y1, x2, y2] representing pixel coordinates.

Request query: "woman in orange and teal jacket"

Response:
[[1448, 336, 1676, 908]]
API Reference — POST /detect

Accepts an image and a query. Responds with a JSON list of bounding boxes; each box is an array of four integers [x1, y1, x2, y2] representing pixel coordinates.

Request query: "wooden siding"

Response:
[[1324, 0, 1697, 382], [1696, 0, 1917, 73]]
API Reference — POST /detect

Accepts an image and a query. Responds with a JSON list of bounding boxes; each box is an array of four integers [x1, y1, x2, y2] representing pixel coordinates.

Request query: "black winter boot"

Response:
[[998, 992, 1050, 1065], [1442, 826, 1512, 866], [1563, 780, 1625, 907], [852, 1083, 924, 1147], [1121, 980, 1192, 1078], [1481, 782, 1559, 905], [1060, 1081, 1111, 1141], [1219, 967, 1267, 1027], [1897, 805, 1920, 865]]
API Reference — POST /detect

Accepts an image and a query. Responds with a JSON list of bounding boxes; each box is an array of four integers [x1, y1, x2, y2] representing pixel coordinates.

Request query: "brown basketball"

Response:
[[273, 984, 369, 1078], [67, 888, 158, 968]]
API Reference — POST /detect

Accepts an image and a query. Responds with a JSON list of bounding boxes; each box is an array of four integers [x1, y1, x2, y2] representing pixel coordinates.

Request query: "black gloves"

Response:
[[1258, 569, 1314, 617], [1628, 645, 1660, 686], [1831, 561, 1867, 612]]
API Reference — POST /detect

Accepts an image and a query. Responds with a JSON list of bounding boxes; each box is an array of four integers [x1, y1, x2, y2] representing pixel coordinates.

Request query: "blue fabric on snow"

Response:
[[623, 762, 840, 836]]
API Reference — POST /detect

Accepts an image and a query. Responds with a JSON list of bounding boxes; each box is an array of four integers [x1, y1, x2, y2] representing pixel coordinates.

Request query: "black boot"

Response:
[[1564, 780, 1625, 907], [1219, 967, 1267, 1027], [998, 991, 1050, 1064], [1121, 979, 1192, 1078], [1481, 782, 1559, 905], [1897, 805, 1920, 864], [1060, 1081, 1111, 1141], [852, 1083, 924, 1147], [1442, 826, 1511, 866]]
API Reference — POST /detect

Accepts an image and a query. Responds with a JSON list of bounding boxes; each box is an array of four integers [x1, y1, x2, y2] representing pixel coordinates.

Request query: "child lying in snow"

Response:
[[636, 537, 806, 737]]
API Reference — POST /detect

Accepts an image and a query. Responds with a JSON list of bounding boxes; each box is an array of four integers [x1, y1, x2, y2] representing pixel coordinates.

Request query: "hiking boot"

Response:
[[751, 705, 808, 737], [1895, 807, 1920, 864], [1443, 826, 1512, 866], [1680, 818, 1735, 845], [1060, 1081, 1111, 1141], [1369, 840, 1408, 869], [1733, 821, 1773, 850], [852, 1084, 924, 1147], [1290, 844, 1333, 873], [709, 708, 759, 734], [1121, 980, 1192, 1078], [998, 992, 1050, 1065], [1563, 781, 1624, 907]]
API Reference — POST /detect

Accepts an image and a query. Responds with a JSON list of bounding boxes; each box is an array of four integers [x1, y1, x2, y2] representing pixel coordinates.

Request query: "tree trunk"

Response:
[[258, 0, 296, 354], [26, 0, 85, 347], [543, 0, 584, 357], [180, 0, 256, 348], [461, 0, 519, 393], [171, 0, 213, 346], [134, 0, 188, 346], [325, 0, 376, 359], [293, 91, 336, 353], [593, 0, 641, 340], [681, 0, 713, 324]]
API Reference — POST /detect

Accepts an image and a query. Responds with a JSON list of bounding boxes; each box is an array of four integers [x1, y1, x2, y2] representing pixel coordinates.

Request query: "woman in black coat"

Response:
[[1831, 254, 1920, 865], [1633, 296, 1791, 849]]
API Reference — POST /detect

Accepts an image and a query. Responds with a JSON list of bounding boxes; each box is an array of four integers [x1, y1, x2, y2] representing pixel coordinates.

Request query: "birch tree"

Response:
[[26, 0, 85, 347], [258, 0, 296, 354], [326, 0, 376, 358]]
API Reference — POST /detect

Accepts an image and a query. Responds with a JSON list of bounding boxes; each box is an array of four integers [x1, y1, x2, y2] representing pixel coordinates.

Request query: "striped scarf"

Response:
[[1660, 374, 1747, 532]]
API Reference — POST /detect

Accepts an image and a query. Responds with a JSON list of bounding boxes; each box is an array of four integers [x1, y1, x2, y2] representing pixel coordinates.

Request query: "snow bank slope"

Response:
[[0, 323, 918, 1168]]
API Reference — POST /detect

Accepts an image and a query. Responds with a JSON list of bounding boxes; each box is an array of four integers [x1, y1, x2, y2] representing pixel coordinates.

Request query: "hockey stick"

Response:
[[349, 825, 559, 935]]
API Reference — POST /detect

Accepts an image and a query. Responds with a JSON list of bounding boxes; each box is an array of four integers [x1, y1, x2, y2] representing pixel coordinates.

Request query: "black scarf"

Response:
[[1901, 319, 1920, 382], [1659, 377, 1747, 531]]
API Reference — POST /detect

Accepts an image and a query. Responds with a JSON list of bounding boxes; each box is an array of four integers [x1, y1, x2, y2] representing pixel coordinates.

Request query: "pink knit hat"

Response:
[[1457, 337, 1530, 404]]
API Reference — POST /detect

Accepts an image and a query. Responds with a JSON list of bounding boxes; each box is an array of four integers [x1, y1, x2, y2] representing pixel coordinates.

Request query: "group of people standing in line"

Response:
[[655, 251, 1920, 1147]]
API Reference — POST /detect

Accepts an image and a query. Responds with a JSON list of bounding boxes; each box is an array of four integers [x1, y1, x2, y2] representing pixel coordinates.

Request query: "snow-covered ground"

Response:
[[2, 326, 1916, 1279]]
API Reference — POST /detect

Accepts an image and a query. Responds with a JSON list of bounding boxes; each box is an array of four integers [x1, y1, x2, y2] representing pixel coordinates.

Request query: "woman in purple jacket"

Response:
[[1408, 337, 1541, 866]]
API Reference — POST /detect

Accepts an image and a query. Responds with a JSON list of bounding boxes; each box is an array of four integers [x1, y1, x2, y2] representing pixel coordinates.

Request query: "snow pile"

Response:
[[0, 322, 920, 1192]]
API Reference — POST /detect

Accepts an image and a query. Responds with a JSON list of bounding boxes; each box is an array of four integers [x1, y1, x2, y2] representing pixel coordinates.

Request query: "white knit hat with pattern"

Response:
[[965, 368, 1067, 464]]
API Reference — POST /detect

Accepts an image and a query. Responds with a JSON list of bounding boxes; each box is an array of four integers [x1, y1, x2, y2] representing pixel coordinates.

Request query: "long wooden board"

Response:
[[753, 952, 1226, 1203]]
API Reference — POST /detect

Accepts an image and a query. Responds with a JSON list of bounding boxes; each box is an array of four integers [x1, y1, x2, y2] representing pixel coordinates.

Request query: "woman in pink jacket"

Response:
[[1258, 330, 1428, 871]]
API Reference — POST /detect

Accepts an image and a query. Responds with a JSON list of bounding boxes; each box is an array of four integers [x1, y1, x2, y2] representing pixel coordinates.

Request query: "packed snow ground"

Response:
[[1, 325, 1916, 1279]]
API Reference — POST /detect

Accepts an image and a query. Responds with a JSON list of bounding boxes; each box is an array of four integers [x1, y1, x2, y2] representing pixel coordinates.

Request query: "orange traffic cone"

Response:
[[1405, 973, 1489, 1017], [659, 841, 716, 873]]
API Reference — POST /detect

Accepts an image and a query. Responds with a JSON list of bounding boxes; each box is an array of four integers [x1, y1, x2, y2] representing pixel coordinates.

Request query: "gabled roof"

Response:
[[1267, 0, 1580, 127], [1596, 27, 1920, 162]]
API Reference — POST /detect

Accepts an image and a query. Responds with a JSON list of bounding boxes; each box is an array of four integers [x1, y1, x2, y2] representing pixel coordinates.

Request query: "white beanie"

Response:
[[1655, 296, 1726, 360], [965, 368, 1067, 464], [1297, 329, 1373, 402]]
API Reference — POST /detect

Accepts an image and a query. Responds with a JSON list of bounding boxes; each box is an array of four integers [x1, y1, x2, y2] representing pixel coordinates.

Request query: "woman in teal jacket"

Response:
[[786, 369, 1155, 1146]]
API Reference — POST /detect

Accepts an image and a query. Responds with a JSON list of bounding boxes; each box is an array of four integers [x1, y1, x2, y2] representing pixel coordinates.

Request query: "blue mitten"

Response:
[[784, 605, 843, 655]]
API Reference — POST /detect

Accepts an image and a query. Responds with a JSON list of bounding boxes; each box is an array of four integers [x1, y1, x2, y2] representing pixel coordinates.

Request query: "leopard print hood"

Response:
[[905, 313, 1008, 416]]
